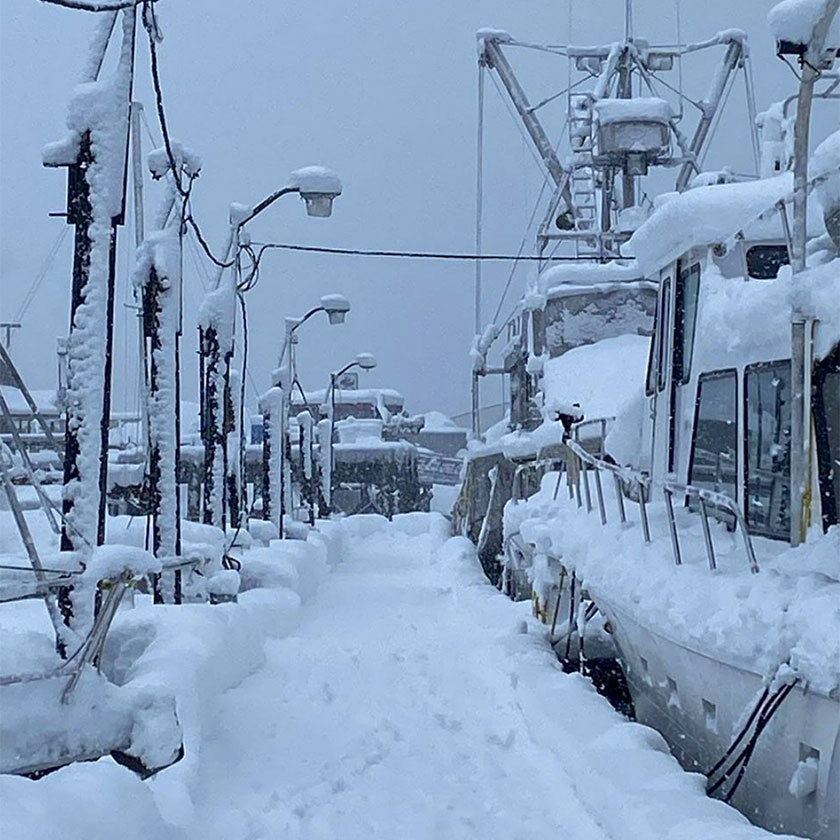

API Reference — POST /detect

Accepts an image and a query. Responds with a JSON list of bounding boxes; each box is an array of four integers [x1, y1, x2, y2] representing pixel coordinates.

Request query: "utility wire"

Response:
[[142, 2, 234, 270], [248, 242, 588, 262], [40, 0, 142, 10]]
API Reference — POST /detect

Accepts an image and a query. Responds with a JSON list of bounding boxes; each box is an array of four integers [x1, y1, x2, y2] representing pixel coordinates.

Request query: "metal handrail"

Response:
[[0, 553, 213, 696], [564, 437, 759, 574]]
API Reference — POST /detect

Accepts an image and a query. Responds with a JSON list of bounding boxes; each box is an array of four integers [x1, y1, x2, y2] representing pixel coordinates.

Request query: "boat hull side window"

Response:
[[688, 369, 738, 502], [814, 345, 840, 532], [745, 360, 792, 540]]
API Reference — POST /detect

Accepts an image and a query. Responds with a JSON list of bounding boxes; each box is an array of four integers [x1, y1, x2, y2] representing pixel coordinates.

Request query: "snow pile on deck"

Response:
[[507, 474, 840, 697], [542, 334, 650, 423], [470, 334, 651, 461], [625, 175, 797, 274], [812, 128, 840, 240], [593, 96, 672, 125]]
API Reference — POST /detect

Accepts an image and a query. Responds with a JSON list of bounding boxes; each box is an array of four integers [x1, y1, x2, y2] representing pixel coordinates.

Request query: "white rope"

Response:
[[13, 227, 69, 323]]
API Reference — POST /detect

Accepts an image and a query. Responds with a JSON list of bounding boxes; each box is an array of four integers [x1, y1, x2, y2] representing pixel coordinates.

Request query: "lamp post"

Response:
[[262, 293, 350, 535], [323, 353, 377, 511], [199, 167, 342, 531]]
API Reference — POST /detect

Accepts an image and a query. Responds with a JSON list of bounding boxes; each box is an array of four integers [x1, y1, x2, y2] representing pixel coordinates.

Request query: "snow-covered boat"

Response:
[[489, 4, 840, 838], [457, 12, 757, 583]]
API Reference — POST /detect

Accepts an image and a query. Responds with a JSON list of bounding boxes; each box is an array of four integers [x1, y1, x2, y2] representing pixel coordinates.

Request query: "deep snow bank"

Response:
[[0, 513, 795, 839]]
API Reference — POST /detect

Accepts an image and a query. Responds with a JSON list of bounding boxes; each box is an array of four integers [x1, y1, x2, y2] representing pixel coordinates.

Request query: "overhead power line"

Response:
[[249, 242, 589, 262]]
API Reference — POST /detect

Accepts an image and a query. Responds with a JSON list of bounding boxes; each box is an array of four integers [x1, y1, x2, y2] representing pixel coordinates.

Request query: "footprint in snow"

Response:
[[486, 729, 516, 750], [321, 682, 336, 703], [434, 712, 464, 733]]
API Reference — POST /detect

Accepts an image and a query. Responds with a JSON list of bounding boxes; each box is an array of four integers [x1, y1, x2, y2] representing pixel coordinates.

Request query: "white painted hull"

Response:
[[594, 598, 840, 839]]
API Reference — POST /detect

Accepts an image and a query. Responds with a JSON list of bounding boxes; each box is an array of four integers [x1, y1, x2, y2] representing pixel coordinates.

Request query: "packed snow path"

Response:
[[195, 532, 610, 839], [186, 519, 776, 840]]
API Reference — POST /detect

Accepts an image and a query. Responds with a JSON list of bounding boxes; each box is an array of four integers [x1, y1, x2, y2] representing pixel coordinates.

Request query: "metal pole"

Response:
[[698, 497, 717, 571], [663, 487, 682, 565], [471, 371, 481, 439], [676, 39, 744, 191], [789, 0, 839, 546], [327, 372, 337, 510], [60, 131, 94, 554], [474, 63, 485, 337], [617, 46, 636, 209]]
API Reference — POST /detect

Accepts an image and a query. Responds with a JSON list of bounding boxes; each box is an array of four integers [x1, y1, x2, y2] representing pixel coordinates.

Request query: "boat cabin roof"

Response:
[[624, 173, 824, 276]]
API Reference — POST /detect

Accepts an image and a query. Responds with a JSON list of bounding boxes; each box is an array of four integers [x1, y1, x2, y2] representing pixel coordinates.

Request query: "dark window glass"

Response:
[[746, 245, 789, 280], [814, 346, 840, 531], [531, 308, 545, 357], [657, 277, 671, 393], [745, 360, 791, 539], [689, 370, 738, 500], [645, 284, 664, 396], [674, 263, 701, 385]]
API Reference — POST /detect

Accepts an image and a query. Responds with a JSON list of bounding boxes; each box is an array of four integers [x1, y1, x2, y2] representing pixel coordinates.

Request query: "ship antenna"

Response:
[[675, 0, 685, 120], [625, 0, 634, 41]]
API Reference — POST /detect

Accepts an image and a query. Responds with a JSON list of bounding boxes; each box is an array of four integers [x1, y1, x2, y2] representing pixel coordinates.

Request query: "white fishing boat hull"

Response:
[[594, 598, 840, 840]]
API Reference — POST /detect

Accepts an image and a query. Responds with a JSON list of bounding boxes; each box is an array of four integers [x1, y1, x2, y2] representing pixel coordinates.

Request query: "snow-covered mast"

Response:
[[135, 141, 201, 602], [43, 9, 136, 594]]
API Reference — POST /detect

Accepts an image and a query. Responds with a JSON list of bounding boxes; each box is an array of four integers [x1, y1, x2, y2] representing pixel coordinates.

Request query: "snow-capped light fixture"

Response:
[[320, 294, 351, 324], [354, 352, 377, 370], [289, 166, 343, 218]]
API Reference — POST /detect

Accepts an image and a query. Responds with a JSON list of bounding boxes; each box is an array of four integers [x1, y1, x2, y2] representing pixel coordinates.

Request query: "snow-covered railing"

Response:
[[564, 438, 759, 574], [0, 553, 212, 697]]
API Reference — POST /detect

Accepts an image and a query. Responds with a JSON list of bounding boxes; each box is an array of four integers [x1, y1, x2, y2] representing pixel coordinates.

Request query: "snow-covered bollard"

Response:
[[207, 569, 240, 605]]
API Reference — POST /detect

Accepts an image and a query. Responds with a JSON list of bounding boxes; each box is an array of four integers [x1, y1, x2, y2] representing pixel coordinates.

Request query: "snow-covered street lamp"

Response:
[[262, 293, 351, 534], [323, 353, 377, 511], [199, 167, 342, 532]]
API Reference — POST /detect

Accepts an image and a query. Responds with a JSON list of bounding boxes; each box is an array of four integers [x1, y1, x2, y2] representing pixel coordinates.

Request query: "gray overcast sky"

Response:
[[1, 1, 836, 420]]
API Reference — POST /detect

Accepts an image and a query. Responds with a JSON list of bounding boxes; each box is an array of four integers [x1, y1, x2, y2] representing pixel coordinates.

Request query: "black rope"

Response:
[[705, 684, 769, 779], [721, 680, 797, 803], [142, 3, 234, 270], [706, 678, 798, 800]]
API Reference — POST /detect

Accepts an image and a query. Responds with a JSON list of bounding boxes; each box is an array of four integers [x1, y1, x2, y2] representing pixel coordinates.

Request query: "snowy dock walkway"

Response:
[[188, 517, 780, 840]]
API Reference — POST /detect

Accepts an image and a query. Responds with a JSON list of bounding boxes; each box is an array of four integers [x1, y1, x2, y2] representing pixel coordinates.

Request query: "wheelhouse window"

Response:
[[645, 278, 669, 396], [745, 360, 791, 539], [745, 245, 789, 280], [656, 276, 671, 393], [814, 346, 840, 531], [689, 370, 738, 500], [531, 308, 545, 358], [674, 262, 700, 385]]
